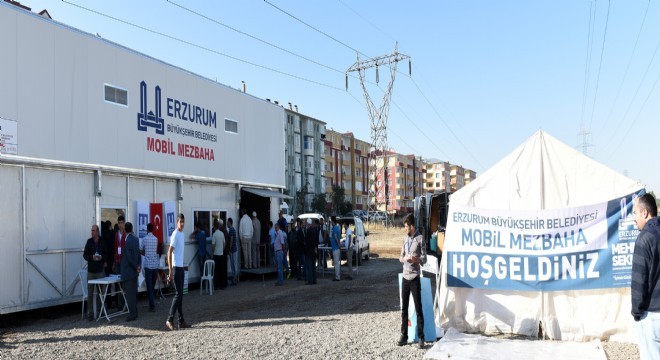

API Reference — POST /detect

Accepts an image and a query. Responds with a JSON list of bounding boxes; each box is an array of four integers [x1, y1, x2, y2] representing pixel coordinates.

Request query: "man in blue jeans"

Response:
[[193, 222, 207, 279], [397, 213, 427, 349], [274, 223, 286, 286], [631, 193, 660, 359], [166, 214, 191, 330], [140, 223, 159, 312]]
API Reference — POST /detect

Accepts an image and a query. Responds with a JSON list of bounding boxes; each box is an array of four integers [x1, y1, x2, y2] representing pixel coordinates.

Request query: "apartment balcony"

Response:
[[303, 146, 314, 156]]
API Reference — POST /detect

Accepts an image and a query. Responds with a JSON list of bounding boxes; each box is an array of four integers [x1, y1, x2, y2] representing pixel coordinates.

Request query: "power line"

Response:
[[580, 1, 595, 129], [263, 0, 368, 58], [409, 77, 485, 170], [166, 0, 345, 76], [346, 91, 420, 155], [599, 36, 660, 154], [607, 63, 660, 159], [336, 0, 396, 43], [587, 0, 611, 131], [61, 0, 344, 91], [328, 1, 481, 170], [599, 0, 650, 133]]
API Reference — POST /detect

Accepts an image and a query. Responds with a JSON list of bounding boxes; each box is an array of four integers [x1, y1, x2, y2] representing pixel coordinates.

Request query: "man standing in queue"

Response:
[[397, 213, 427, 349], [166, 213, 191, 330], [631, 193, 660, 359], [83, 224, 106, 320], [120, 222, 141, 321]]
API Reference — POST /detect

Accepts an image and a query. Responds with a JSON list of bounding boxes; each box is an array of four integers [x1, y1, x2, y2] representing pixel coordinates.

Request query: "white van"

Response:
[[334, 216, 370, 265], [279, 201, 294, 223]]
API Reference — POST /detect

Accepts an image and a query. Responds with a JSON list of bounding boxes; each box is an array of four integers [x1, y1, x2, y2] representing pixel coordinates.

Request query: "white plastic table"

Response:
[[88, 275, 129, 321]]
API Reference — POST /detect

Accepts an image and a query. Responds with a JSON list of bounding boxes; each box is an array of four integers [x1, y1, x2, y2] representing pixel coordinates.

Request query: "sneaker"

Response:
[[165, 320, 176, 331], [178, 320, 191, 329], [396, 334, 408, 346], [418, 337, 425, 349]]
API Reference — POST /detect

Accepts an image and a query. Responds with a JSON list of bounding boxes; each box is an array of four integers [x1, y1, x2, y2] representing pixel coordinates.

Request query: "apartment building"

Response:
[[323, 129, 370, 210], [450, 164, 466, 191], [465, 169, 478, 186], [425, 160, 452, 193], [284, 107, 326, 214], [373, 151, 426, 214]]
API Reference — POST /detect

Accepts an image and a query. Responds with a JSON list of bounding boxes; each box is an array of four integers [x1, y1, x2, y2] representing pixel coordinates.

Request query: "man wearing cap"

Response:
[[251, 211, 261, 269], [211, 219, 226, 290]]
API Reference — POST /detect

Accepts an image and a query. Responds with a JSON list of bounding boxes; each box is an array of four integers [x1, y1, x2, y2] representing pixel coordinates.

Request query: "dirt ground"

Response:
[[0, 226, 638, 359]]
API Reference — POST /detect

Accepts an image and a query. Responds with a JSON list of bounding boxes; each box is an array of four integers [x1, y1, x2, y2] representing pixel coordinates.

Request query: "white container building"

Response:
[[0, 2, 288, 313]]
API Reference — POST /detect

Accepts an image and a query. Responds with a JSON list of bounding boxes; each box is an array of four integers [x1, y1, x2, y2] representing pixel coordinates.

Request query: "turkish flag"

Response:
[[150, 203, 164, 255]]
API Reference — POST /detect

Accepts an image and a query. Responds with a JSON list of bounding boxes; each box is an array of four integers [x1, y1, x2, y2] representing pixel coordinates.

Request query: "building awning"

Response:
[[242, 187, 292, 199]]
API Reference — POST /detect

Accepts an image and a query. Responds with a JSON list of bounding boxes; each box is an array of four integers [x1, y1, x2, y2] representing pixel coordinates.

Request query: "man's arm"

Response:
[[83, 240, 93, 262], [631, 236, 651, 321], [167, 244, 174, 282]]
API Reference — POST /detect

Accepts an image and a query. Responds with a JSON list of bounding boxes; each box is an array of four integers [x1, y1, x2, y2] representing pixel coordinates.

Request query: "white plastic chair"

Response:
[[200, 259, 215, 295], [78, 269, 88, 319]]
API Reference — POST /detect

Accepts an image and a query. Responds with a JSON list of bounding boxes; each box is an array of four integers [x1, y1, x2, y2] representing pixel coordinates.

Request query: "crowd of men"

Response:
[[82, 210, 360, 328]]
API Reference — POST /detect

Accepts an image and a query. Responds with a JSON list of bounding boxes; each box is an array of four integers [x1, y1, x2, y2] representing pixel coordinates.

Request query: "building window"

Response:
[[225, 119, 238, 134], [192, 209, 227, 240], [104, 84, 128, 106]]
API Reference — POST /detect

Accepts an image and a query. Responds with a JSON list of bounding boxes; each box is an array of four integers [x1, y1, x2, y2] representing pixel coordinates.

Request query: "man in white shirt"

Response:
[[166, 214, 191, 330], [344, 223, 353, 280], [251, 212, 261, 269], [211, 219, 226, 290], [239, 209, 253, 269]]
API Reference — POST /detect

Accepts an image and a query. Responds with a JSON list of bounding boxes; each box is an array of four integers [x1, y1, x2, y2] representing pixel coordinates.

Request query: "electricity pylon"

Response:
[[346, 43, 410, 228]]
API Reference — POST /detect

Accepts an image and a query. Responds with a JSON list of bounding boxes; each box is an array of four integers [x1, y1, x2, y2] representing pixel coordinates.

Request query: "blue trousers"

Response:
[[305, 253, 316, 284], [276, 250, 284, 285], [636, 311, 660, 360], [168, 267, 185, 322], [144, 267, 156, 310]]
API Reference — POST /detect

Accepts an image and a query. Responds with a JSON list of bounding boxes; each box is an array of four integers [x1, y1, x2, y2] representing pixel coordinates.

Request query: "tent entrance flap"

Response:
[[242, 187, 292, 199]]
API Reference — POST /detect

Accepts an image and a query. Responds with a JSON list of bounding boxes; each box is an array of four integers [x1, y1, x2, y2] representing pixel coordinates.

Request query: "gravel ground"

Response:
[[0, 229, 639, 359]]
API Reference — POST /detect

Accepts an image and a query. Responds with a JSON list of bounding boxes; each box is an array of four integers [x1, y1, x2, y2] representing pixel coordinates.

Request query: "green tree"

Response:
[[331, 185, 345, 215], [311, 193, 327, 214], [295, 187, 308, 215], [339, 200, 353, 215]]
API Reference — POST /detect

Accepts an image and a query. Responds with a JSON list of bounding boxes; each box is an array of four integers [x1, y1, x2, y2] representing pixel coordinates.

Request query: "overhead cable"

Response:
[[599, 0, 651, 133], [61, 0, 344, 91], [580, 1, 595, 129], [166, 0, 345, 75], [263, 0, 368, 58], [587, 0, 612, 131]]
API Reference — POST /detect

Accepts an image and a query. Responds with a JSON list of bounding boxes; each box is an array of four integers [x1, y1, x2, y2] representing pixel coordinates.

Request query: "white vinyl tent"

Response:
[[437, 130, 644, 342]]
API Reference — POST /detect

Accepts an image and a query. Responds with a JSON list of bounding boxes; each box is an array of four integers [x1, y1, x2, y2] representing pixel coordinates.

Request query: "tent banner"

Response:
[[445, 191, 642, 291]]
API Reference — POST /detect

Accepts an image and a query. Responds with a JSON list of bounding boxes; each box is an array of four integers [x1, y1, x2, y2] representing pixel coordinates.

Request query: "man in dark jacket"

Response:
[[120, 222, 141, 321], [631, 193, 660, 359], [83, 224, 106, 320], [296, 219, 306, 280], [304, 219, 319, 285]]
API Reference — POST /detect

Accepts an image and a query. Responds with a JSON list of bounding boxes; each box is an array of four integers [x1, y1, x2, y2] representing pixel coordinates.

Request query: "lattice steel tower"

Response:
[[346, 43, 410, 227]]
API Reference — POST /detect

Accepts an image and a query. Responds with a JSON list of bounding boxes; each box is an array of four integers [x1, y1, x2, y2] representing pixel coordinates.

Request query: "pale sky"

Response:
[[19, 0, 660, 193]]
